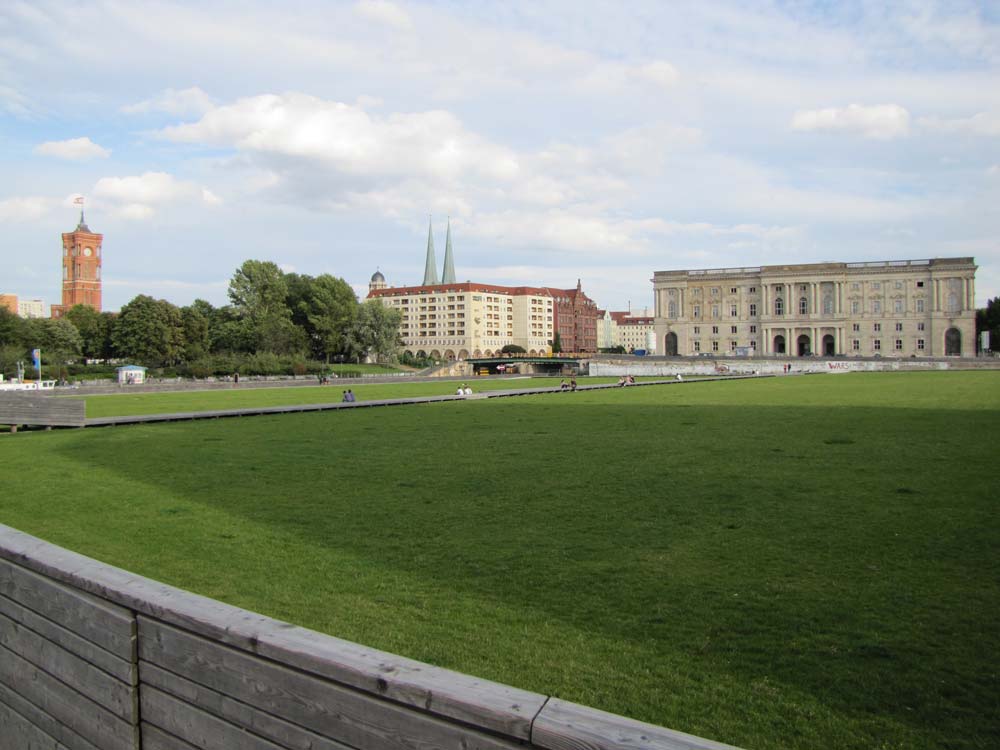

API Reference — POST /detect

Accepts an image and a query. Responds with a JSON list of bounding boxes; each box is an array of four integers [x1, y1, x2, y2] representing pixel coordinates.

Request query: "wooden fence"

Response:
[[0, 393, 85, 431], [0, 524, 742, 750]]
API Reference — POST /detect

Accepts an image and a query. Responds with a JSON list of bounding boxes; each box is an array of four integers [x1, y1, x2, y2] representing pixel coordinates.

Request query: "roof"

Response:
[[368, 281, 555, 298], [116, 365, 148, 371]]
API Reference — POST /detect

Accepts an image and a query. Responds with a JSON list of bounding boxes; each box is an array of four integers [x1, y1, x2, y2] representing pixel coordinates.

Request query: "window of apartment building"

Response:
[[750, 341, 756, 350], [852, 339, 860, 351], [749, 287, 757, 294], [712, 341, 719, 351], [895, 339, 903, 351], [895, 281, 903, 290], [852, 323, 860, 332], [711, 287, 720, 296], [694, 341, 701, 352], [917, 322, 924, 331], [851, 282, 860, 291], [693, 305, 701, 317], [874, 339, 881, 351], [916, 299, 924, 313], [730, 304, 738, 317], [872, 282, 881, 290], [750, 325, 757, 333], [872, 299, 882, 314], [946, 293, 960, 314], [873, 323, 881, 332], [749, 303, 757, 317], [799, 297, 808, 315], [668, 301, 677, 318], [895, 322, 903, 332], [775, 298, 784, 315], [712, 326, 719, 334], [823, 297, 833, 315], [693, 326, 700, 334], [916, 281, 924, 288], [851, 300, 860, 315], [730, 340, 738, 350], [917, 339, 925, 350], [712, 304, 720, 318], [894, 299, 903, 314], [731, 326, 738, 334], [730, 287, 737, 294]]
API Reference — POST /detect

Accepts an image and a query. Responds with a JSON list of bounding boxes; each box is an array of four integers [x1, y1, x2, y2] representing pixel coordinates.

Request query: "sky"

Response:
[[2, 0, 999, 314]]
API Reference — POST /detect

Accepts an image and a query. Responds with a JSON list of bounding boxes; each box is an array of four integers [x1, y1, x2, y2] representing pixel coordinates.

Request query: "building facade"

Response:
[[52, 211, 102, 318], [0, 294, 16, 316], [545, 280, 599, 353], [369, 278, 554, 359], [653, 258, 977, 358], [598, 308, 656, 353], [18, 299, 46, 318]]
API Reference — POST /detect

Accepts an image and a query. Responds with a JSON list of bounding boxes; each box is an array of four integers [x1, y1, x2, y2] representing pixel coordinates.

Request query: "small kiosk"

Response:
[[116, 365, 147, 385]]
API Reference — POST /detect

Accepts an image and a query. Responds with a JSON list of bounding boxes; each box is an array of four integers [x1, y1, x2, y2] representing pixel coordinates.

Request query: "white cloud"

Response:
[[122, 86, 214, 117], [354, 0, 411, 29], [92, 171, 216, 219], [34, 137, 110, 160], [919, 112, 1000, 137], [159, 93, 522, 184], [0, 196, 53, 221], [791, 103, 911, 139]]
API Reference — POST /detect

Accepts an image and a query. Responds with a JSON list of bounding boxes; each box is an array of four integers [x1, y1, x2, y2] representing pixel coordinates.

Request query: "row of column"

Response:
[[761, 326, 841, 355]]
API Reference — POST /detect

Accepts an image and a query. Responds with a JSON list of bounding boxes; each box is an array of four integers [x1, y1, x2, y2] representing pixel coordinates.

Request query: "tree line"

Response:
[[0, 260, 402, 378]]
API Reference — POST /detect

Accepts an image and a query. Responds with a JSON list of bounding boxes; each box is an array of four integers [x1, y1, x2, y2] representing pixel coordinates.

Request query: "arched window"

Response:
[[799, 297, 808, 315], [775, 297, 784, 316]]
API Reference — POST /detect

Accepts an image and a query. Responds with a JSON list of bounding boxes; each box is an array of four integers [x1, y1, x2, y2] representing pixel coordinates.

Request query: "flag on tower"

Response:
[[73, 196, 84, 205]]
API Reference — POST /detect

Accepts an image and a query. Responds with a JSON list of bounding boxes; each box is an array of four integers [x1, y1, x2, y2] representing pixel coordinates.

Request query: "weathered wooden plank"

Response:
[[141, 686, 290, 750], [0, 557, 135, 658], [141, 662, 353, 750], [532, 698, 744, 750], [0, 592, 136, 684], [140, 723, 202, 750], [0, 610, 137, 722], [0, 698, 62, 750], [0, 682, 102, 750], [0, 645, 138, 750], [0, 524, 544, 741], [0, 394, 85, 427], [140, 618, 524, 750]]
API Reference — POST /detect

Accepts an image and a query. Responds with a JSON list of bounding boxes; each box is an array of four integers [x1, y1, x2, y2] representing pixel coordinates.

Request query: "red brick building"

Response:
[[51, 211, 102, 318], [544, 280, 599, 353]]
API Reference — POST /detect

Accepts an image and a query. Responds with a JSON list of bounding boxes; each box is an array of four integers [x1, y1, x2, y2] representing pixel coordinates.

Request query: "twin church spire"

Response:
[[422, 217, 457, 286]]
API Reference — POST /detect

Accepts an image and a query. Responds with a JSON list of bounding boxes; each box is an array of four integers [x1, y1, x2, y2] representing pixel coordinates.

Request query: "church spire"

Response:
[[441, 218, 456, 284], [422, 216, 439, 286]]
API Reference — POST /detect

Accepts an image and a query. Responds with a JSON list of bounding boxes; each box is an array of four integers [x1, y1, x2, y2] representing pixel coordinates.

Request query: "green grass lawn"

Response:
[[4, 371, 999, 749], [69, 376, 664, 418]]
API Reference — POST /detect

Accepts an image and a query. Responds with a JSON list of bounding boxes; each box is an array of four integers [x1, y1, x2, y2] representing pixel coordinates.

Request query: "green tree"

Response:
[[64, 304, 112, 360], [112, 295, 185, 365], [346, 300, 401, 364], [180, 304, 211, 360], [0, 306, 27, 349], [501, 344, 526, 354], [228, 260, 301, 353], [976, 297, 1000, 353], [551, 331, 563, 354], [304, 274, 357, 361], [24, 318, 84, 379]]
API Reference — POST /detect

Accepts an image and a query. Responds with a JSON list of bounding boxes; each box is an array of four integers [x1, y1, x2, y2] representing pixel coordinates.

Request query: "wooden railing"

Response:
[[0, 524, 742, 750]]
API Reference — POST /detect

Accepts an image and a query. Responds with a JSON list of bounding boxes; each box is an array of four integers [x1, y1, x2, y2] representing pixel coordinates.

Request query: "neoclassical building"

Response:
[[652, 257, 977, 358]]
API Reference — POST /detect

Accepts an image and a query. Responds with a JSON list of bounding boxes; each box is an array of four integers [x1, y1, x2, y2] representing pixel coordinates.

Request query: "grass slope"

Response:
[[4, 371, 998, 749]]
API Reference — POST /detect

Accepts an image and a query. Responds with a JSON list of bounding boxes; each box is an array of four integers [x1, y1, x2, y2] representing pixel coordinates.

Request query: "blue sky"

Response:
[[2, 0, 998, 313]]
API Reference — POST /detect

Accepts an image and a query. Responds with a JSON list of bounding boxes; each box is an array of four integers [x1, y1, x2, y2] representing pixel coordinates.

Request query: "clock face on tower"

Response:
[[84, 247, 93, 257]]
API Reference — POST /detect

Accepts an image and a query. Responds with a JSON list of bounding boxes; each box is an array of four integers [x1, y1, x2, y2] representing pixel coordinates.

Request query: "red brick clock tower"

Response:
[[51, 209, 102, 318]]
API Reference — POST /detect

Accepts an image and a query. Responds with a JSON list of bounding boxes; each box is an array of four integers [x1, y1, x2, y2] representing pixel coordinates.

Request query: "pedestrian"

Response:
[[570, 378, 577, 391], [234, 371, 240, 385]]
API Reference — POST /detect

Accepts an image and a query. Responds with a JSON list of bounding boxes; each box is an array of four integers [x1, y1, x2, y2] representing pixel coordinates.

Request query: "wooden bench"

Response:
[[0, 394, 85, 432]]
